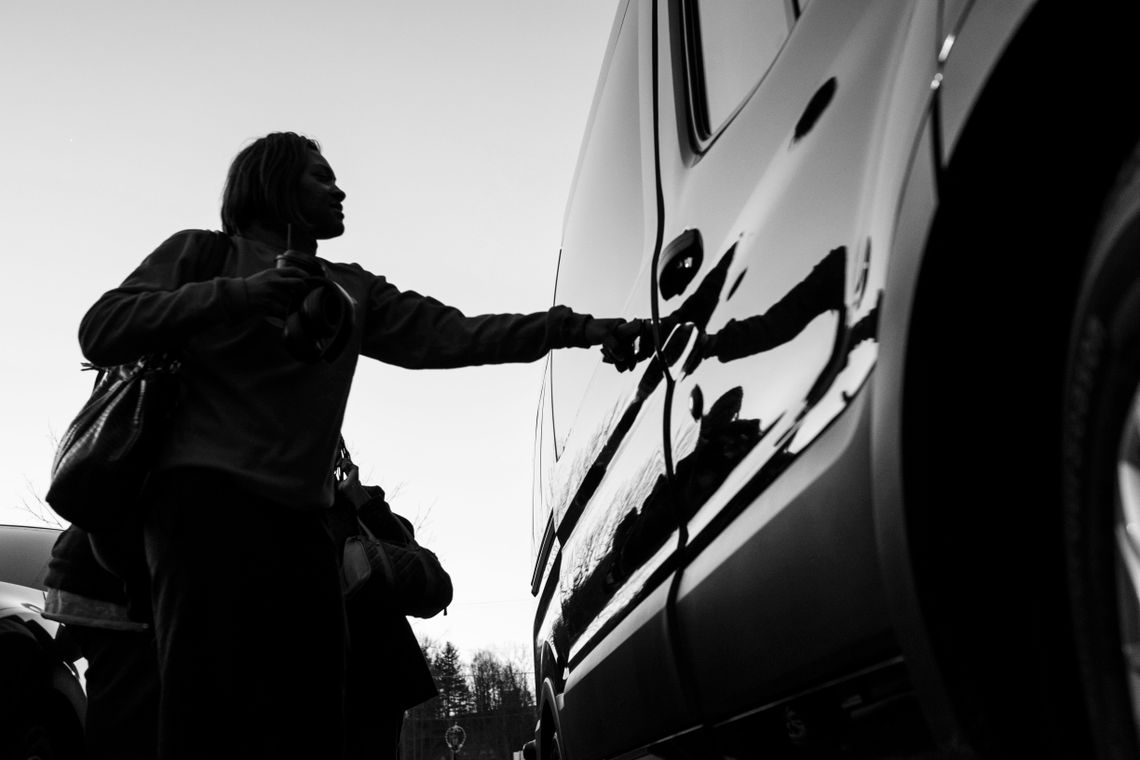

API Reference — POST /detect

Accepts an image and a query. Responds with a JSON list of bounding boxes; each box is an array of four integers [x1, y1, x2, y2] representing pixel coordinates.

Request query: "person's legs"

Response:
[[146, 469, 347, 760], [344, 700, 403, 760], [344, 601, 409, 760], [69, 625, 159, 760]]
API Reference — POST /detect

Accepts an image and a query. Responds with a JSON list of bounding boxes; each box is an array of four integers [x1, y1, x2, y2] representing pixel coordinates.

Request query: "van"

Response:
[[528, 2, 1140, 758]]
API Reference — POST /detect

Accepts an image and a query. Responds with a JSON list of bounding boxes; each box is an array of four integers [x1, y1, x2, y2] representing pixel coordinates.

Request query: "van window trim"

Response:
[[675, 0, 797, 153]]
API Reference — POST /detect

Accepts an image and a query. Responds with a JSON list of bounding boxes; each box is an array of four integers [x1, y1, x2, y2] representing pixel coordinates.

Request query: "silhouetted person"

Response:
[[76, 131, 641, 760]]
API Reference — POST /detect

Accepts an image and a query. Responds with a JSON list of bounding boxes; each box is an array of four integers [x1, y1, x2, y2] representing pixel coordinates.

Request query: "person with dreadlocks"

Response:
[[77, 131, 642, 759]]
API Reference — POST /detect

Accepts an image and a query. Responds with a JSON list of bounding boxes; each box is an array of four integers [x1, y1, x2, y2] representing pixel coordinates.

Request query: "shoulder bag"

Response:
[[335, 444, 453, 619], [45, 231, 231, 532]]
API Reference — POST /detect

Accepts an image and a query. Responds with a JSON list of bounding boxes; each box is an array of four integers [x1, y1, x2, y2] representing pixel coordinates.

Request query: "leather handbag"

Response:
[[45, 231, 230, 532], [47, 355, 182, 532], [335, 445, 453, 619]]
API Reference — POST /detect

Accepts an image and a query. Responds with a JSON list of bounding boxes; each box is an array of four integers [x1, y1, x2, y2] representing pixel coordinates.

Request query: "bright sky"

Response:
[[1, 1, 618, 658]]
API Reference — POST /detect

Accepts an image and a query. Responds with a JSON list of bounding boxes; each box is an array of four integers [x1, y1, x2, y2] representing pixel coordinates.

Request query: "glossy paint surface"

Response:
[[531, 1, 947, 756], [653, 1, 939, 721]]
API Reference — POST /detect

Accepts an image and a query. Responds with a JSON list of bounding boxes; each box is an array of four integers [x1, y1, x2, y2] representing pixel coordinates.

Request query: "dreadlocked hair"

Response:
[[220, 132, 322, 236]]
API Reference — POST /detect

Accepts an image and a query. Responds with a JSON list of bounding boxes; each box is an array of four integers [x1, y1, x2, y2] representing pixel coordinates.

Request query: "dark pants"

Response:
[[68, 625, 160, 760], [344, 702, 403, 760], [144, 468, 347, 760], [341, 553, 407, 760]]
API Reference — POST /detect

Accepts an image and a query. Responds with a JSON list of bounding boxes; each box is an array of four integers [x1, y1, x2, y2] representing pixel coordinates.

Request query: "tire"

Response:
[[1065, 141, 1140, 760]]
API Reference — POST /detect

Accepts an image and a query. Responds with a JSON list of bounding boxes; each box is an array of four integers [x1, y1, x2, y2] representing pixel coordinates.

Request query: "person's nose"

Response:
[[332, 183, 346, 202]]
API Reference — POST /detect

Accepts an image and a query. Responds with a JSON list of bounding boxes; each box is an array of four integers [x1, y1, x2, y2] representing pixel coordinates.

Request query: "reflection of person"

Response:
[[562, 246, 873, 637], [76, 131, 640, 759], [700, 245, 847, 363], [43, 526, 159, 760]]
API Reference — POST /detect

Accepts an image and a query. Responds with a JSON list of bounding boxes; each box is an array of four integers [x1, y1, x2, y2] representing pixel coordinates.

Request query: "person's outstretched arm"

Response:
[[359, 275, 640, 370]]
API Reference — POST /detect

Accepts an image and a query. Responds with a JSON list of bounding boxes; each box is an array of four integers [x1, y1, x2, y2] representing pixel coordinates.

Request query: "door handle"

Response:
[[658, 229, 703, 299], [793, 77, 837, 142]]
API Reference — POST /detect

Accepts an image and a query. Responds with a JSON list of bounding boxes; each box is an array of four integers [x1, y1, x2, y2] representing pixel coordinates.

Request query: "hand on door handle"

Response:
[[600, 318, 651, 372]]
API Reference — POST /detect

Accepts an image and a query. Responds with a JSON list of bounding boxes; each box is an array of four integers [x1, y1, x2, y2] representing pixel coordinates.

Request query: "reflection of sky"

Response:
[[0, 1, 619, 660]]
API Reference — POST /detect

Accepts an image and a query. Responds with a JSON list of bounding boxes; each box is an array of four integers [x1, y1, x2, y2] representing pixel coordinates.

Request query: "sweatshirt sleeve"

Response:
[[78, 230, 249, 367], [360, 274, 595, 369]]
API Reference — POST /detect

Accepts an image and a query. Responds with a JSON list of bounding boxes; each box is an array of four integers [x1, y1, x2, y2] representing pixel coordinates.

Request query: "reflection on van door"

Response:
[[536, 4, 697, 757], [648, 0, 893, 722]]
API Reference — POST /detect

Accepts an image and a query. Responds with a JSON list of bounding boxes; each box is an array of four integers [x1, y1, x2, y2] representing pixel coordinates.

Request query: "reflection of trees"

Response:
[[614, 386, 778, 580], [556, 245, 884, 651]]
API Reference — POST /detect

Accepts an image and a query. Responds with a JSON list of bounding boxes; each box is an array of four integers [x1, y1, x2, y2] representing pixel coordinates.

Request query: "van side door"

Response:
[[532, 4, 695, 758], [645, 0, 933, 723]]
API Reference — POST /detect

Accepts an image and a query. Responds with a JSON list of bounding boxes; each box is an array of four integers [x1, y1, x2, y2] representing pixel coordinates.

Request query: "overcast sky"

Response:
[[1, 0, 618, 658]]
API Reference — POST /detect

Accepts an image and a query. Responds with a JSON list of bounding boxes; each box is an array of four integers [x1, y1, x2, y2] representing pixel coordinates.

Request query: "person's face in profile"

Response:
[[296, 150, 346, 240]]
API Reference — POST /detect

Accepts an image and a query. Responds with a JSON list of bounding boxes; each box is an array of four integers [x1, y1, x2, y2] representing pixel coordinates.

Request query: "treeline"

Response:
[[401, 640, 535, 760]]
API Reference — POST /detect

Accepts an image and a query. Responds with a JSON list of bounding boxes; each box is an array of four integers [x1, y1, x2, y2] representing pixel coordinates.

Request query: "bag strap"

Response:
[[335, 436, 353, 481], [335, 437, 417, 545]]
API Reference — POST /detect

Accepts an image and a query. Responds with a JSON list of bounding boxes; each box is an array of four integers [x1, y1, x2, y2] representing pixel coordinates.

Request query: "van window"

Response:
[[687, 0, 791, 139]]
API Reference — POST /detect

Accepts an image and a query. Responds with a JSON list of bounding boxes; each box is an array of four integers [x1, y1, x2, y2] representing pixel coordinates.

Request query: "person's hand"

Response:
[[597, 318, 650, 372], [243, 266, 311, 318]]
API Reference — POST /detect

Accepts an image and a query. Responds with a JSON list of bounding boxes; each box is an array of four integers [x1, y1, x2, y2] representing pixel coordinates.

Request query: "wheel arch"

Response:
[[535, 675, 565, 760], [873, 0, 1140, 755]]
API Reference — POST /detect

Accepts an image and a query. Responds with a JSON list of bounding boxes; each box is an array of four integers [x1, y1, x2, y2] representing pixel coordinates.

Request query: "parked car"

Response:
[[527, 1, 1140, 758], [0, 524, 85, 759]]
